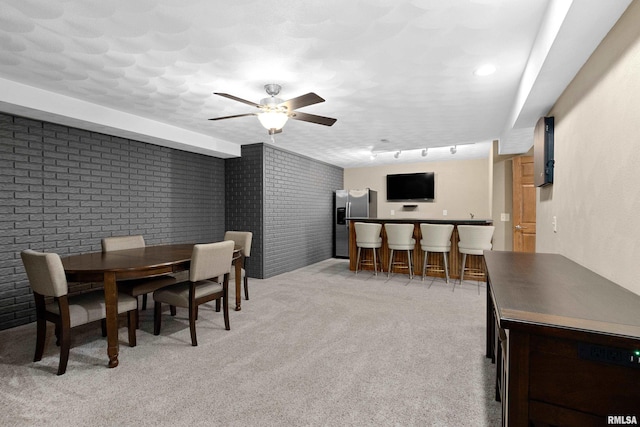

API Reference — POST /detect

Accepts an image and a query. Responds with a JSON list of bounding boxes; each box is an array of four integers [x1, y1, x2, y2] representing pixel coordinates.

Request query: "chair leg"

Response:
[[244, 276, 249, 300], [422, 251, 428, 281], [34, 316, 47, 362], [223, 292, 230, 331], [57, 323, 70, 376], [443, 252, 450, 284], [101, 319, 107, 337], [153, 302, 162, 336], [127, 310, 137, 347], [189, 300, 198, 347], [372, 248, 378, 276], [407, 250, 413, 279], [141, 293, 148, 310], [387, 249, 394, 278], [170, 305, 176, 316], [460, 254, 467, 285], [355, 247, 362, 274], [215, 297, 221, 312]]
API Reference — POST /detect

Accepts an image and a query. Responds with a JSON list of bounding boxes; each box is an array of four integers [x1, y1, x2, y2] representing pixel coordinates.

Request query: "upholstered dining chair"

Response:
[[223, 231, 253, 300], [153, 240, 234, 346], [21, 249, 138, 375], [101, 235, 178, 313]]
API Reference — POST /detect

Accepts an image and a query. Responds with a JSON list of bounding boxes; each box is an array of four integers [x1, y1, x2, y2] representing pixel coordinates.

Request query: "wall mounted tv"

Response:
[[386, 172, 435, 202]]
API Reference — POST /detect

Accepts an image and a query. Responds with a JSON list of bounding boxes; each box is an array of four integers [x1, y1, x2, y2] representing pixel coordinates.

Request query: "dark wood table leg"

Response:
[[234, 255, 243, 311], [103, 271, 119, 368]]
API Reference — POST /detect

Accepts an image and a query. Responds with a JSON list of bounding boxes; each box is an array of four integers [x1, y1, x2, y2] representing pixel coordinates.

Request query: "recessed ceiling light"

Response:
[[474, 64, 497, 76]]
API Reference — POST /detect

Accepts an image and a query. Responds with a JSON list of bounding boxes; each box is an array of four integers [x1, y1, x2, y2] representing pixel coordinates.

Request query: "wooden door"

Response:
[[512, 156, 536, 252]]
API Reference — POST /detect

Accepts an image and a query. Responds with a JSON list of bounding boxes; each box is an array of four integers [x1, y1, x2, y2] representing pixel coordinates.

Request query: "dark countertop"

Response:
[[347, 218, 493, 225], [484, 250, 640, 339]]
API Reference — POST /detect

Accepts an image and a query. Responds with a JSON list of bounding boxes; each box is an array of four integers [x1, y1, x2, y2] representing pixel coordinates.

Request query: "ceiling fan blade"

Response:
[[208, 113, 257, 121], [289, 111, 337, 127], [279, 93, 325, 111], [214, 93, 261, 108]]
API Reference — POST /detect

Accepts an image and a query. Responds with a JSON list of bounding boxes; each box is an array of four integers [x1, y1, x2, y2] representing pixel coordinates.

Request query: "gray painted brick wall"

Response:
[[225, 143, 343, 279], [225, 144, 264, 279], [0, 113, 226, 330], [263, 145, 343, 277]]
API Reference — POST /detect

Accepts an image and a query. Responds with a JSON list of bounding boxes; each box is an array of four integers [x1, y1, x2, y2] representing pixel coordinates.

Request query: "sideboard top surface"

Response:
[[484, 251, 640, 340]]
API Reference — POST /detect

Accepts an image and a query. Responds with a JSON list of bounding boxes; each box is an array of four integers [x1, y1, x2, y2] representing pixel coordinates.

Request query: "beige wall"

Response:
[[344, 158, 491, 220], [537, 0, 640, 294]]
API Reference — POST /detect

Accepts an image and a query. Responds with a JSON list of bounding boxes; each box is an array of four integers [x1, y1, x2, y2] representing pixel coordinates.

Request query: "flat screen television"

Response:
[[386, 172, 435, 202]]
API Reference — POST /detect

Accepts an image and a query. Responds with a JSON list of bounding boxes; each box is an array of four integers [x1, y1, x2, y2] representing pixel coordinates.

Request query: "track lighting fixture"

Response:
[[421, 148, 428, 157], [450, 145, 457, 154], [394, 150, 401, 159]]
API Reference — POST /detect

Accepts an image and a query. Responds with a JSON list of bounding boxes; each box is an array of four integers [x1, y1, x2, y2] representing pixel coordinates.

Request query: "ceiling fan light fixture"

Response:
[[258, 110, 289, 132], [474, 64, 497, 76], [211, 84, 335, 134]]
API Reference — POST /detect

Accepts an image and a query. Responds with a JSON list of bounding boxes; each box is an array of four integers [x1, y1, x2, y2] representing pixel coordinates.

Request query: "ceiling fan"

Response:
[[209, 84, 337, 135]]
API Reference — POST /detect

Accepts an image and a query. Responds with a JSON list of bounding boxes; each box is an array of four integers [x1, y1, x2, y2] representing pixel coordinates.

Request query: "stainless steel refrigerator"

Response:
[[334, 189, 377, 258]]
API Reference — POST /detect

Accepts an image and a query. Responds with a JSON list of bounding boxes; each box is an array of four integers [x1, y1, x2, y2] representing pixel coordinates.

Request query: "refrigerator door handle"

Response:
[[346, 202, 351, 228]]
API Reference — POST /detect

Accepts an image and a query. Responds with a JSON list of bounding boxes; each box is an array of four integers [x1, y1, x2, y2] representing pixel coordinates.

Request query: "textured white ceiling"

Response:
[[0, 0, 632, 167]]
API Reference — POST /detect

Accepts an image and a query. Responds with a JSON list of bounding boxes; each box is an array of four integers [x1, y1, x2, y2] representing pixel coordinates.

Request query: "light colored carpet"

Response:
[[0, 259, 501, 426]]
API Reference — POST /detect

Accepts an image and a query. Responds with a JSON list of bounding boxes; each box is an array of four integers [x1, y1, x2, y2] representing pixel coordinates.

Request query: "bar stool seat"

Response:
[[355, 222, 383, 275], [419, 223, 454, 283], [385, 223, 416, 279]]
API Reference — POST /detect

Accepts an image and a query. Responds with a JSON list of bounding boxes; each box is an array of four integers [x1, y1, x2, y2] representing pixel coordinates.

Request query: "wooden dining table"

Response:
[[61, 242, 243, 369]]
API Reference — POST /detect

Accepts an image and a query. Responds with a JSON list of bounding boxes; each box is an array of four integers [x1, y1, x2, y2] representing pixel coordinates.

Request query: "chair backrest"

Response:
[[355, 222, 382, 245], [384, 223, 415, 246], [190, 240, 235, 282], [457, 225, 495, 250], [420, 223, 454, 247], [223, 231, 252, 257], [101, 235, 145, 252], [21, 250, 68, 297]]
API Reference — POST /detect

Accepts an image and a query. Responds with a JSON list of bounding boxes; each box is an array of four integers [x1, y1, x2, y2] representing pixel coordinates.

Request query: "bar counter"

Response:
[[347, 218, 493, 279]]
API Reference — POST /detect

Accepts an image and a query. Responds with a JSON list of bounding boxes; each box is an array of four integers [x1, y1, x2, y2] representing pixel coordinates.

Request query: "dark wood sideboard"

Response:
[[484, 251, 640, 426]]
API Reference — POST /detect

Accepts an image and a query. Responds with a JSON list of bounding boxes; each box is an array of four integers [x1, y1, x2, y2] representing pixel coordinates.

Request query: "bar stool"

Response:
[[457, 225, 495, 290], [354, 222, 383, 275], [419, 223, 454, 283], [384, 223, 416, 279]]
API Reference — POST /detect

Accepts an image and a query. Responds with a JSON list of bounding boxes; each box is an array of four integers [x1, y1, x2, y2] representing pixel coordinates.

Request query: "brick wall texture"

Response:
[[0, 114, 344, 330], [226, 143, 344, 279], [225, 144, 264, 279], [263, 145, 343, 277], [0, 113, 226, 330]]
